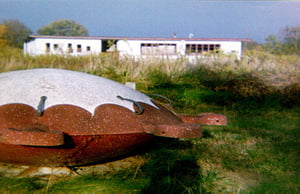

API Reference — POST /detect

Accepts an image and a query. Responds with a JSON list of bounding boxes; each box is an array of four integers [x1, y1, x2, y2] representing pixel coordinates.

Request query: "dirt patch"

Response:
[[0, 155, 146, 179], [197, 159, 259, 192]]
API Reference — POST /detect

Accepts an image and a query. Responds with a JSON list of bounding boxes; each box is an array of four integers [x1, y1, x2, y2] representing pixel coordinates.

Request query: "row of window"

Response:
[[140, 43, 221, 55], [45, 43, 91, 53], [186, 44, 221, 54], [44, 42, 221, 55], [141, 43, 177, 55]]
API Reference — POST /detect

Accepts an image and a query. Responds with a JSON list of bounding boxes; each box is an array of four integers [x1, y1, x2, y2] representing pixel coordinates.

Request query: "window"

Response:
[[86, 46, 91, 51], [54, 44, 59, 50], [46, 43, 50, 52], [68, 43, 73, 53], [77, 44, 82, 52], [203, 44, 208, 52], [186, 44, 201, 53], [141, 43, 176, 55], [186, 44, 221, 54]]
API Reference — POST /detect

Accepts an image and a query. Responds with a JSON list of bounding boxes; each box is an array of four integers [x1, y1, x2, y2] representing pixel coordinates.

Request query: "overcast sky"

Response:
[[0, 0, 299, 43]]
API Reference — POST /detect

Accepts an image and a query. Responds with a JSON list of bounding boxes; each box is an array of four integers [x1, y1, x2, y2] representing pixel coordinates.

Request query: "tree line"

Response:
[[0, 18, 299, 55], [0, 19, 88, 48], [243, 26, 300, 55]]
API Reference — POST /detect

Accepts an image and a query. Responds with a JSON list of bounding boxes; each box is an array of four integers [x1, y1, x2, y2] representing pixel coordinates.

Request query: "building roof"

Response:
[[29, 35, 252, 42]]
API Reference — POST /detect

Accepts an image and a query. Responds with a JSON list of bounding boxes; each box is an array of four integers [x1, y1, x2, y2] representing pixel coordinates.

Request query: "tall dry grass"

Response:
[[0, 47, 299, 101]]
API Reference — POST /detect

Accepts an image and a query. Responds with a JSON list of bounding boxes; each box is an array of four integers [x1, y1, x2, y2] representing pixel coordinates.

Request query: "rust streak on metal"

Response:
[[178, 113, 227, 126]]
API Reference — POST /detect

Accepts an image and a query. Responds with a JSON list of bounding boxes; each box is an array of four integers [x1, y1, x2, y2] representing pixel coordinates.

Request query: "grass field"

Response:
[[0, 47, 299, 193]]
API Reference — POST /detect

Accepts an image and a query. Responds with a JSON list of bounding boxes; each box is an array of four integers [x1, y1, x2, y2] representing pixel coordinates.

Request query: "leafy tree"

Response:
[[280, 26, 300, 54], [264, 34, 281, 54], [1, 19, 32, 48], [263, 26, 300, 55], [37, 20, 88, 36], [0, 24, 8, 47], [243, 41, 261, 51]]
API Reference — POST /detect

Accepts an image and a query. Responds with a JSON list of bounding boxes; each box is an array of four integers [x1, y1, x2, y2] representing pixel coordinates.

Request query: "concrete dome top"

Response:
[[0, 68, 156, 113]]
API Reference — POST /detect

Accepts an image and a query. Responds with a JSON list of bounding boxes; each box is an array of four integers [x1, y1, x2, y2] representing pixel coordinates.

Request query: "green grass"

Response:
[[0, 47, 299, 193], [48, 175, 149, 193], [0, 176, 44, 193]]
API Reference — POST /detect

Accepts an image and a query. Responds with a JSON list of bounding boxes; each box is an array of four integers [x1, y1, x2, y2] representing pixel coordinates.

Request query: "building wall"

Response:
[[117, 40, 183, 56], [24, 38, 102, 56], [24, 37, 244, 61], [117, 39, 243, 59]]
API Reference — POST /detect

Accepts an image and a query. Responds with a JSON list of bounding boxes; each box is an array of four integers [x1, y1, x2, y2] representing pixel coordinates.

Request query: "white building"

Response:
[[24, 35, 251, 60]]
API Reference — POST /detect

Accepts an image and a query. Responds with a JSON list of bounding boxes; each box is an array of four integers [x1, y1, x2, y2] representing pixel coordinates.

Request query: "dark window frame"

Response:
[[53, 44, 59, 50], [68, 43, 73, 53], [46, 43, 50, 52], [186, 44, 221, 54], [77, 44, 82, 52]]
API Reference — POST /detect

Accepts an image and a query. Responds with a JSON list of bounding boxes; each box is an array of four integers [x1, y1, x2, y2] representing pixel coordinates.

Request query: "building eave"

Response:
[[29, 35, 252, 42]]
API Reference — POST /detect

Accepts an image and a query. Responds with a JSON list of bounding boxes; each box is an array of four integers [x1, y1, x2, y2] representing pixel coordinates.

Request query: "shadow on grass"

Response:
[[0, 176, 44, 192], [141, 138, 206, 194]]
